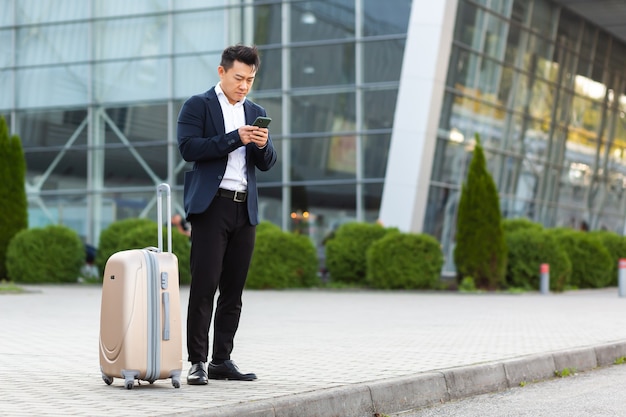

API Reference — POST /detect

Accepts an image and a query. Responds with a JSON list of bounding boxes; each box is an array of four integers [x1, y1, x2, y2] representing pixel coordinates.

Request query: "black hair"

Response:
[[220, 44, 260, 72]]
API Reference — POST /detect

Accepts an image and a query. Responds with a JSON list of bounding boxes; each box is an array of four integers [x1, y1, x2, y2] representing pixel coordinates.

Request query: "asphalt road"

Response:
[[393, 364, 626, 417]]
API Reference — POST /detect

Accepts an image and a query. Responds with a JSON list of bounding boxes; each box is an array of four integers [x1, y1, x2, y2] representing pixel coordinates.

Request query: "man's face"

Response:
[[218, 60, 257, 105]]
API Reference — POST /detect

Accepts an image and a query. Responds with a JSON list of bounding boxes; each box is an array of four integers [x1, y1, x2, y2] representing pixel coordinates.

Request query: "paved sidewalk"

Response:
[[1, 285, 626, 417]]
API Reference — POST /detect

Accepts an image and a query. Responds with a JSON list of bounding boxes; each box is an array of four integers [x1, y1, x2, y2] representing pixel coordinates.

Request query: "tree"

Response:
[[0, 116, 28, 279], [454, 133, 507, 290]]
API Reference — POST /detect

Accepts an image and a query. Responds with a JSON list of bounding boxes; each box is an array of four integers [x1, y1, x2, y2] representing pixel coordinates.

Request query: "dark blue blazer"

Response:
[[177, 87, 277, 225]]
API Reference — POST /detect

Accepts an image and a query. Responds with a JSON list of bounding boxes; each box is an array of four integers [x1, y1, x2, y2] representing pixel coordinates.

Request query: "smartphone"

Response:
[[252, 116, 272, 128]]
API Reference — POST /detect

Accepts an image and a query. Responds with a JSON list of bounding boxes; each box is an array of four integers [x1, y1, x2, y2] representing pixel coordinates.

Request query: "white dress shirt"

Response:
[[215, 83, 247, 192]]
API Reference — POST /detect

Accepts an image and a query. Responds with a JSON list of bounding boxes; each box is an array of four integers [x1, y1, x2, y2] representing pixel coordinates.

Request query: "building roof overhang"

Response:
[[551, 0, 626, 43]]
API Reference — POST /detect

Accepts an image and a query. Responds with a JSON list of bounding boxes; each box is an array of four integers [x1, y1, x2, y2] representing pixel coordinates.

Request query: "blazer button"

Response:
[[217, 175, 223, 180]]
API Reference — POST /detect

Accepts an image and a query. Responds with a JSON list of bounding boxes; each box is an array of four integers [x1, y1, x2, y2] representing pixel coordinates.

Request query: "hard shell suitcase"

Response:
[[99, 183, 183, 389]]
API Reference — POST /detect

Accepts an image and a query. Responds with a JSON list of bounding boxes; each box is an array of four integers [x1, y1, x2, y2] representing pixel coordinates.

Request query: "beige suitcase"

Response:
[[99, 183, 183, 389]]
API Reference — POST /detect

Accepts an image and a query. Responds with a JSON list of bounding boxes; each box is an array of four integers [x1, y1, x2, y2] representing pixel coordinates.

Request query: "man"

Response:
[[177, 44, 277, 385]]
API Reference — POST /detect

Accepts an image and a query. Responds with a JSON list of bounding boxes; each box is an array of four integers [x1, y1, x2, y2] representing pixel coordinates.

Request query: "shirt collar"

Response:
[[215, 83, 246, 108]]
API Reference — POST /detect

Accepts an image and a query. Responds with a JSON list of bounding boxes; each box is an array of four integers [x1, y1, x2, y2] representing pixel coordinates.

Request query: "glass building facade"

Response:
[[1, 0, 625, 275]]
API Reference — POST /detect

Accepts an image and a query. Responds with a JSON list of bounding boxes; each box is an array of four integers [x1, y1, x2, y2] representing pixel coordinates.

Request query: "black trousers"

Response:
[[187, 196, 256, 363]]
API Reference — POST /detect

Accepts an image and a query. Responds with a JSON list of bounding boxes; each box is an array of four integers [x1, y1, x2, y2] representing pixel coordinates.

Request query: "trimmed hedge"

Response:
[[6, 225, 84, 283], [96, 218, 154, 273], [590, 230, 626, 286], [505, 229, 571, 291], [502, 218, 543, 234], [246, 228, 319, 289], [117, 222, 192, 285], [325, 222, 397, 285], [366, 232, 443, 289], [548, 228, 613, 288]]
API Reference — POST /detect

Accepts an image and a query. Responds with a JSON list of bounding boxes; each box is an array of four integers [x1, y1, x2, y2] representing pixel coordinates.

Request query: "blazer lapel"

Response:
[[205, 88, 225, 135]]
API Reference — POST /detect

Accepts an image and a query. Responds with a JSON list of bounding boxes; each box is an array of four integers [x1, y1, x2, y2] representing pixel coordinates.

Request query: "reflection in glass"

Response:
[[291, 93, 355, 134], [291, 44, 355, 88], [363, 0, 411, 36], [291, 0, 354, 42]]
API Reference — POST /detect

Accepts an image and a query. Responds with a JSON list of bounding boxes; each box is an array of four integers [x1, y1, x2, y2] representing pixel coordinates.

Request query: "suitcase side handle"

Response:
[[156, 183, 172, 253]]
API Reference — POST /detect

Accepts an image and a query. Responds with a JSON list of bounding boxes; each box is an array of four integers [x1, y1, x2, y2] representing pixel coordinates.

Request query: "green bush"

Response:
[[454, 134, 507, 290], [96, 218, 155, 273], [256, 220, 282, 234], [548, 229, 613, 288], [0, 116, 28, 279], [505, 229, 571, 291], [366, 232, 443, 289], [246, 228, 319, 289], [325, 222, 397, 285], [117, 223, 192, 285], [590, 230, 626, 286], [502, 218, 543, 234], [6, 225, 84, 283]]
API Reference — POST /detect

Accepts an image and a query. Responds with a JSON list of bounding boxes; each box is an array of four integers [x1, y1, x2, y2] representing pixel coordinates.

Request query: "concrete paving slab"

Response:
[[1, 286, 626, 417]]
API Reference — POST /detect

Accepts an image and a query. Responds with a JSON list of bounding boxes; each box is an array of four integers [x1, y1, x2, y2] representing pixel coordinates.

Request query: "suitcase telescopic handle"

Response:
[[156, 183, 172, 253]]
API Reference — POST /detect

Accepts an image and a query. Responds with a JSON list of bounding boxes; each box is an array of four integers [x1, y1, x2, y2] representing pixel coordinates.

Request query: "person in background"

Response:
[[171, 213, 191, 239], [177, 44, 277, 386]]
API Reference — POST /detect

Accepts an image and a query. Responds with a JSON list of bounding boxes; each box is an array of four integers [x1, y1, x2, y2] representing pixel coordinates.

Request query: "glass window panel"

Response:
[[17, 23, 89, 66], [258, 187, 283, 226], [94, 58, 169, 103], [288, 184, 356, 231], [15, 0, 89, 24], [291, 0, 354, 42], [100, 191, 156, 222], [17, 65, 89, 109], [291, 43, 355, 88], [0, 29, 12, 67], [95, 16, 168, 61], [174, 10, 225, 54], [363, 89, 397, 130], [105, 104, 168, 144], [291, 92, 356, 134], [24, 149, 88, 190], [18, 109, 87, 149], [0, 1, 13, 27], [0, 70, 12, 110], [174, 54, 221, 99], [291, 136, 356, 182], [454, 1, 481, 48], [362, 39, 405, 83], [257, 138, 282, 184], [363, 0, 411, 36], [363, 134, 390, 178], [103, 145, 166, 188], [175, 0, 227, 10], [251, 96, 282, 135], [29, 195, 93, 237], [363, 182, 384, 223], [253, 48, 282, 91], [254, 3, 282, 45], [591, 32, 610, 83], [529, 0, 557, 35], [528, 79, 556, 120], [93, 0, 168, 17]]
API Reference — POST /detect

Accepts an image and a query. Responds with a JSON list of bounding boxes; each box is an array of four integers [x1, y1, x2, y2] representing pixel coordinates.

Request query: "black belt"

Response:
[[217, 188, 247, 202]]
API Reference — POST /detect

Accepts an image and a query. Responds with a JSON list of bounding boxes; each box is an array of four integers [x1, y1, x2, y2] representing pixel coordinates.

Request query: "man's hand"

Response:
[[239, 125, 269, 148]]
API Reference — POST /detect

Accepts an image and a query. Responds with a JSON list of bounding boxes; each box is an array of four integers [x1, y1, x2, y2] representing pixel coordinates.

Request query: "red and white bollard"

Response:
[[619, 259, 626, 298], [540, 263, 550, 294]]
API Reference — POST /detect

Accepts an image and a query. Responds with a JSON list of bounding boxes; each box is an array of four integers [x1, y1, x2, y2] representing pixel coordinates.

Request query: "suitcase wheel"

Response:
[[101, 373, 113, 386], [125, 380, 134, 390], [172, 377, 181, 389]]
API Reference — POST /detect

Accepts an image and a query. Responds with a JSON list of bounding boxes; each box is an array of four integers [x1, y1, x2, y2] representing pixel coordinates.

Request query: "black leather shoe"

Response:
[[208, 360, 257, 381], [187, 362, 208, 385]]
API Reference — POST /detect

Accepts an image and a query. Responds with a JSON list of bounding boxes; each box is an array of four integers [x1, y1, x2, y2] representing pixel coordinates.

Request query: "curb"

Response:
[[163, 340, 626, 417]]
